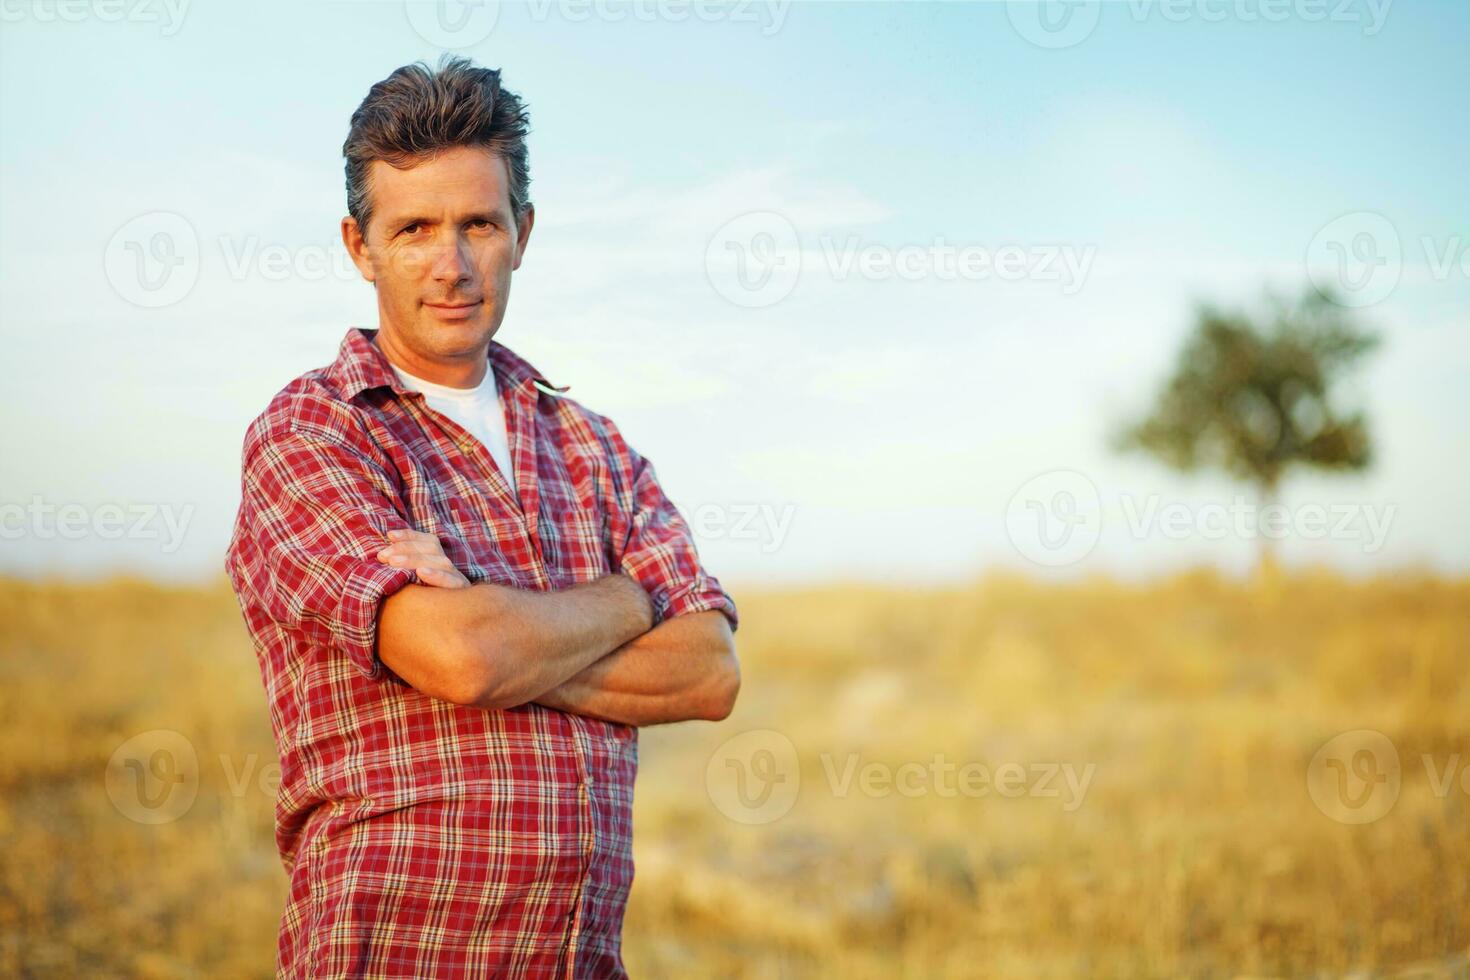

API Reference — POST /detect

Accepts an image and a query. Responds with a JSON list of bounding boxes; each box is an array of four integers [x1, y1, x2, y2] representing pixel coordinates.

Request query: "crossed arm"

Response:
[[374, 530, 740, 727]]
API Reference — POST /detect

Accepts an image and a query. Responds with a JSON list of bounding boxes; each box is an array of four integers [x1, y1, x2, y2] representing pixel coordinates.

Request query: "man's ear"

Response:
[[341, 216, 375, 283], [511, 204, 535, 272]]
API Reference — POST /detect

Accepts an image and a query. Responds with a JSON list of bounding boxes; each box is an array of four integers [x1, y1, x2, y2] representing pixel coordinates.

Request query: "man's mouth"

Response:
[[423, 299, 483, 319]]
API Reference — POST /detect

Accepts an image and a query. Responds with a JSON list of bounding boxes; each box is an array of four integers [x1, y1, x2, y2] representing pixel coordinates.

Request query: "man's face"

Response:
[[343, 145, 533, 370]]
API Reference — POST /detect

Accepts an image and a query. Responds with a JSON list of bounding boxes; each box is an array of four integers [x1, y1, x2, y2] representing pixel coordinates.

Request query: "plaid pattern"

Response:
[[224, 327, 737, 978]]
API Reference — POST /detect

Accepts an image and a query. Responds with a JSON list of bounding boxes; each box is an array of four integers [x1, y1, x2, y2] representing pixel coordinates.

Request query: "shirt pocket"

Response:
[[539, 450, 615, 585]]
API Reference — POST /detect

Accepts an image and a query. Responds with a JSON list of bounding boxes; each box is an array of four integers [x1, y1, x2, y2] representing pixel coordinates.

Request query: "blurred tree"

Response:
[[1114, 287, 1380, 567]]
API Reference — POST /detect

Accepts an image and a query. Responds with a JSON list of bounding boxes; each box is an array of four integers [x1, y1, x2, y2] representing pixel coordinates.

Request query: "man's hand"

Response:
[[377, 528, 472, 589]]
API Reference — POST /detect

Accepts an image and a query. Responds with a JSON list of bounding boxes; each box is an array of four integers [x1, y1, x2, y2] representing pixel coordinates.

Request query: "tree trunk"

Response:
[[1255, 480, 1282, 588]]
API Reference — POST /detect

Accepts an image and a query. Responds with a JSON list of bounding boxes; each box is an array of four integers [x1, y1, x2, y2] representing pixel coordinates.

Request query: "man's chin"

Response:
[[416, 315, 496, 350]]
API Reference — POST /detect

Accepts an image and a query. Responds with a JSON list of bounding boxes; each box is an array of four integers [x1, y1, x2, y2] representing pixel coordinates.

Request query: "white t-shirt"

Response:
[[387, 361, 520, 505]]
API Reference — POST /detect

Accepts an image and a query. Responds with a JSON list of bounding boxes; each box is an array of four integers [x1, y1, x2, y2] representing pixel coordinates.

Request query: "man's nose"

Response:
[[429, 235, 472, 283]]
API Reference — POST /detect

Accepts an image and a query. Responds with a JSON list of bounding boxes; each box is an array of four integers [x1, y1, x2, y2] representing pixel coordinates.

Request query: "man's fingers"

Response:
[[378, 540, 440, 559], [379, 531, 467, 588], [417, 566, 471, 589], [379, 551, 454, 572], [385, 528, 443, 549]]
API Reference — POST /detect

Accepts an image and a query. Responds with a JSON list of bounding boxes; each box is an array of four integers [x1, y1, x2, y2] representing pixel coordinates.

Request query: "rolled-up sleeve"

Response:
[[227, 420, 418, 679], [605, 425, 739, 633]]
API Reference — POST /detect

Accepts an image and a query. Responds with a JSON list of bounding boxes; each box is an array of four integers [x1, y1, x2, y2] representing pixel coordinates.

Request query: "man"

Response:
[[224, 55, 740, 978]]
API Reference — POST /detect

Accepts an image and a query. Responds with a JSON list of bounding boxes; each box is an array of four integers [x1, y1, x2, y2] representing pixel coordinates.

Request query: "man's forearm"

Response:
[[462, 572, 655, 710], [533, 610, 739, 727], [380, 571, 654, 710]]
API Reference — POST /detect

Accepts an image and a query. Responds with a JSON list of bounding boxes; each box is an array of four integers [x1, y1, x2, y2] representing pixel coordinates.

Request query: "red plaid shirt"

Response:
[[224, 327, 737, 978]]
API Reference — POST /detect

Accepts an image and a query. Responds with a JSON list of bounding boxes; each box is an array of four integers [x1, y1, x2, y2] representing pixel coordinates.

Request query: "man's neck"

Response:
[[372, 329, 489, 389]]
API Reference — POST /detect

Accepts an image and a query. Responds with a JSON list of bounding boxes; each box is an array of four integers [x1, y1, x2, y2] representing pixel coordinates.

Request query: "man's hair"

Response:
[[343, 55, 532, 237]]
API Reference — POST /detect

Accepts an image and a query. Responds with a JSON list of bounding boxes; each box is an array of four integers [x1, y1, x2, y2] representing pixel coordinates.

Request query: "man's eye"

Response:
[[400, 223, 422, 236], [469, 219, 492, 230]]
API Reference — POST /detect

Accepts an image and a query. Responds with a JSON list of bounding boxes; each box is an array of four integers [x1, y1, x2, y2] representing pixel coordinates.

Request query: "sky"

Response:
[[1, 0, 1467, 588]]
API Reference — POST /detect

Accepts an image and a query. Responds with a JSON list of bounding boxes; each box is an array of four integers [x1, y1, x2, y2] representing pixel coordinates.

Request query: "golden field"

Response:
[[2, 569, 1468, 978]]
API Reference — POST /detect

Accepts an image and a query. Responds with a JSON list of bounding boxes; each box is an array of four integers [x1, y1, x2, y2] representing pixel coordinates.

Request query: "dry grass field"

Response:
[[2, 569, 1467, 978]]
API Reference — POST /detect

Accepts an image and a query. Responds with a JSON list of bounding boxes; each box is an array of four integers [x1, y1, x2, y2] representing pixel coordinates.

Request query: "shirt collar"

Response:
[[327, 327, 568, 401]]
